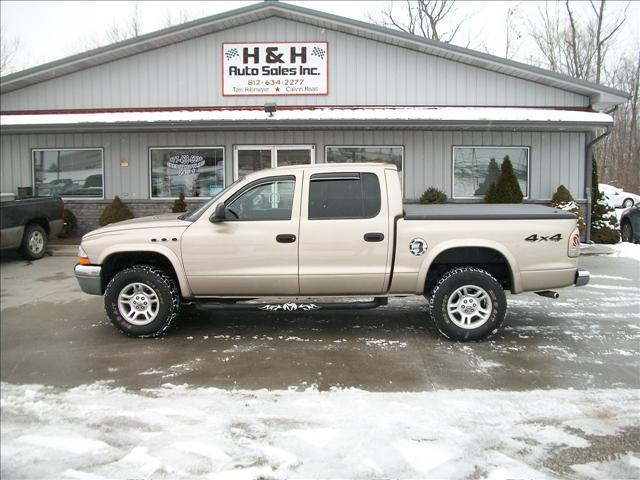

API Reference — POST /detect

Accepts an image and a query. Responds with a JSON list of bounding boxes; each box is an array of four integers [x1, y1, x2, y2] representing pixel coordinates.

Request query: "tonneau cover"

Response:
[[403, 203, 576, 220]]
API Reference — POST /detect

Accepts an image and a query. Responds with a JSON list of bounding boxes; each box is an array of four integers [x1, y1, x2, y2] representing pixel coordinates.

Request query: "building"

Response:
[[0, 1, 628, 233]]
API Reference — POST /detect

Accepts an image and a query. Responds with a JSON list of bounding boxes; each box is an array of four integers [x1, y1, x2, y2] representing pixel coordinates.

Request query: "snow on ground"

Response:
[[2, 383, 639, 480], [608, 242, 640, 262]]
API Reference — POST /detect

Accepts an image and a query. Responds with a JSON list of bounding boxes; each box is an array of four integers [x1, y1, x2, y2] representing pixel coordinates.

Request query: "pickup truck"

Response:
[[75, 163, 589, 341], [1, 193, 64, 260]]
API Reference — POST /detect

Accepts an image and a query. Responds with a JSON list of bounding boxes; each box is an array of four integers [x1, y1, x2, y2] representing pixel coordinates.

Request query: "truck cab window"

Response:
[[308, 172, 381, 219], [225, 176, 295, 221]]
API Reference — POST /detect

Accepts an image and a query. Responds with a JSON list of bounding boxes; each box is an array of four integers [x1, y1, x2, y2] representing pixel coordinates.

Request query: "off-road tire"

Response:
[[621, 220, 634, 243], [427, 267, 506, 341], [20, 223, 47, 260], [104, 265, 180, 338]]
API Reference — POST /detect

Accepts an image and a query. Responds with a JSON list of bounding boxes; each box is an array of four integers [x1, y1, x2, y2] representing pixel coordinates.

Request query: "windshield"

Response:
[[180, 177, 245, 221]]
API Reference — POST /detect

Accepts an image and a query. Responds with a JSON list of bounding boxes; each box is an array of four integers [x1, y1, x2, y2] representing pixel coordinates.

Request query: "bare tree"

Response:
[[106, 3, 142, 44], [1, 23, 21, 76], [163, 7, 196, 29], [528, 0, 628, 83], [367, 0, 474, 44]]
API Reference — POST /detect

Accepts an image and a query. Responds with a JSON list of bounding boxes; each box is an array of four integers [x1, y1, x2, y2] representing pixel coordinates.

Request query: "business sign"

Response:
[[222, 42, 328, 96], [167, 154, 206, 175]]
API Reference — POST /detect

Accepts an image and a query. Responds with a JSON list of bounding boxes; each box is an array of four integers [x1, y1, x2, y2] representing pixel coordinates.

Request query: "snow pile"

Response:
[[2, 383, 639, 479], [609, 242, 640, 262]]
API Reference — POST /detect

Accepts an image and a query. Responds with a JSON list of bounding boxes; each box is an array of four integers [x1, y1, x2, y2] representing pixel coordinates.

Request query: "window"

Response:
[[32, 148, 103, 198], [150, 147, 224, 198], [225, 176, 295, 221], [326, 146, 403, 173], [453, 146, 529, 198], [234, 145, 314, 180], [309, 172, 381, 220]]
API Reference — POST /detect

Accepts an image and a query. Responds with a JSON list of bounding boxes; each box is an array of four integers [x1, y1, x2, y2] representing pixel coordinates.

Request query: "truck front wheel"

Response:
[[104, 265, 180, 337], [20, 223, 47, 260], [428, 267, 506, 341]]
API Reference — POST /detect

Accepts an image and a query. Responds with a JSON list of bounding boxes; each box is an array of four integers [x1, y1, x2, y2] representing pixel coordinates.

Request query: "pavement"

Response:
[[1, 249, 638, 392]]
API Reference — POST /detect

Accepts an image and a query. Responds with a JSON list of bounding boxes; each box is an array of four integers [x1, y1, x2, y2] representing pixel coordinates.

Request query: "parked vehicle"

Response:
[[75, 163, 589, 341], [0, 193, 64, 259], [620, 202, 640, 243], [599, 183, 640, 209]]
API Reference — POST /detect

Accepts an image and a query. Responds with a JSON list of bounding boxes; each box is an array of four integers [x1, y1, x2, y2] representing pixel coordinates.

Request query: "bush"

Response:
[[485, 156, 523, 203], [59, 209, 78, 238], [550, 185, 586, 236], [99, 196, 134, 226], [590, 156, 619, 244], [172, 192, 187, 213], [419, 187, 447, 204]]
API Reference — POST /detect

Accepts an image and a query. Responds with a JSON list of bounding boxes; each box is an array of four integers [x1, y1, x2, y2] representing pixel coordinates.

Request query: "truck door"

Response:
[[181, 174, 301, 296], [298, 171, 391, 295]]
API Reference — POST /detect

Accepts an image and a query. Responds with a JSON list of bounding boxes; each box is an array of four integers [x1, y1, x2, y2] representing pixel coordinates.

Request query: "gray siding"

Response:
[[1, 129, 586, 202], [1, 17, 588, 111]]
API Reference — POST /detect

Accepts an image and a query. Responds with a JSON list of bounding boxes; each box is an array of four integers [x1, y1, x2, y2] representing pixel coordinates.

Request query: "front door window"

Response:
[[234, 145, 314, 179]]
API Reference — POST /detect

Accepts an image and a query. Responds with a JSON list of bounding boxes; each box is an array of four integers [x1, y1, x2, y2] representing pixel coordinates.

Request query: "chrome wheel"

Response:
[[29, 230, 45, 255], [117, 282, 160, 326], [446, 285, 493, 329]]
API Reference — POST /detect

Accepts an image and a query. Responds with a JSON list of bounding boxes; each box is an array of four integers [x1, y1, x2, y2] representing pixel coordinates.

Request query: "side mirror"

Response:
[[210, 203, 226, 222]]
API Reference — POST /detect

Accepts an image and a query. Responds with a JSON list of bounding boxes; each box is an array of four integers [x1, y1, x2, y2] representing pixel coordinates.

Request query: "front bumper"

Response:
[[75, 264, 103, 295], [575, 268, 590, 287]]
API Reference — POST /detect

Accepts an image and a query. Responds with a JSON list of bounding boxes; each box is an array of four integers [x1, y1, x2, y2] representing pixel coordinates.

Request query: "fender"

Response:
[[415, 238, 522, 294], [98, 243, 193, 298]]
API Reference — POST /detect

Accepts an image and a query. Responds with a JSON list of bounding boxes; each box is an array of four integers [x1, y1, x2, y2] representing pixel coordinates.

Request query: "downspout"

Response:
[[584, 105, 616, 243]]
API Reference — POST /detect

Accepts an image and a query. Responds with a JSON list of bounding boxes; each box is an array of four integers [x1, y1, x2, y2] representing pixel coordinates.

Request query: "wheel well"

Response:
[[424, 247, 513, 293], [101, 251, 178, 293], [25, 218, 50, 235]]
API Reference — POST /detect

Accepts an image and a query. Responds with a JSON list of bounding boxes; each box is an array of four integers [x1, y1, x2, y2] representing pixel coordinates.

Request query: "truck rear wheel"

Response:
[[427, 267, 506, 341], [20, 223, 47, 260], [104, 265, 180, 338]]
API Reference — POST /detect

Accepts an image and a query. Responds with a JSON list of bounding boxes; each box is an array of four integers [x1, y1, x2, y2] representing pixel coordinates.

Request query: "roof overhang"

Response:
[[0, 2, 629, 110], [0, 107, 613, 134]]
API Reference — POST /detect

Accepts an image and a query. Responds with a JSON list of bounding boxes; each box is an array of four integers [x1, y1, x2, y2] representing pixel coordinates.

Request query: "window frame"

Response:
[[148, 146, 225, 200], [233, 144, 316, 180], [31, 147, 105, 200], [451, 145, 531, 200], [223, 174, 297, 222], [324, 145, 404, 191], [308, 172, 382, 221]]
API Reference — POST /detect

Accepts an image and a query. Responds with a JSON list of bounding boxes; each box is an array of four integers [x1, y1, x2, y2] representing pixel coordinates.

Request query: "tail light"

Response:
[[568, 228, 581, 258]]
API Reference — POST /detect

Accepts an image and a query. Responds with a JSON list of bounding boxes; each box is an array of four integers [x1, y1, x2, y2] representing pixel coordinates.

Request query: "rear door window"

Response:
[[308, 172, 381, 220]]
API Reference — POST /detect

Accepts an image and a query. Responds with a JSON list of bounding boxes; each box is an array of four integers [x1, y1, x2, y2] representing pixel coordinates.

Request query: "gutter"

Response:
[[584, 105, 616, 243]]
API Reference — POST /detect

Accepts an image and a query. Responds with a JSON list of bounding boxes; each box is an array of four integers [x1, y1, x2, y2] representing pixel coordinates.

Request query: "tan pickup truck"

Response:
[[75, 163, 588, 341]]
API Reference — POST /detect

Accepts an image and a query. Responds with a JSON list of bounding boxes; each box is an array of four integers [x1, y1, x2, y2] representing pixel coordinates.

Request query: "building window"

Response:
[[453, 146, 529, 198], [325, 146, 403, 172], [150, 147, 224, 198], [32, 148, 104, 198], [309, 172, 381, 220]]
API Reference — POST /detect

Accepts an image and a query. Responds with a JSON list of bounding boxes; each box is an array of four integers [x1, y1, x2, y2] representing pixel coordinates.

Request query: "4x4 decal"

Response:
[[525, 234, 562, 242]]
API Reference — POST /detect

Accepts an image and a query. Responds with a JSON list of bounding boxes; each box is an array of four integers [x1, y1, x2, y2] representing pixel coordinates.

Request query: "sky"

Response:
[[1, 0, 638, 75]]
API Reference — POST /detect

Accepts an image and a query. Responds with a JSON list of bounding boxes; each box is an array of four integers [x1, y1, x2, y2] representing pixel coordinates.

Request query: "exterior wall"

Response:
[[0, 17, 588, 111], [1, 128, 587, 204]]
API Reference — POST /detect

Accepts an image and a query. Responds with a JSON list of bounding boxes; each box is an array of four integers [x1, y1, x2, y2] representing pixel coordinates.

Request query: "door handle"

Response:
[[364, 232, 385, 242], [276, 234, 297, 243]]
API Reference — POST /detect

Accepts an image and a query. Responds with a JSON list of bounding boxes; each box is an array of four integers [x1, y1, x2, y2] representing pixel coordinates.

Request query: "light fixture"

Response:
[[264, 102, 277, 117]]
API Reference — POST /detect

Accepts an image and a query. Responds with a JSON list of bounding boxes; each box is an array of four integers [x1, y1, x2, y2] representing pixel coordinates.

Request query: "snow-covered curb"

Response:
[[2, 383, 639, 479], [580, 242, 640, 261]]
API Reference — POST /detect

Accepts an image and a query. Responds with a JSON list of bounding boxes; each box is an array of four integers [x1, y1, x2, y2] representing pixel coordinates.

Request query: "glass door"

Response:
[[234, 145, 314, 179]]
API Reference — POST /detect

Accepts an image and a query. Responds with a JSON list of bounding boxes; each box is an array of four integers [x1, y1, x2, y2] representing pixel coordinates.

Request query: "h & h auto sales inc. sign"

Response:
[[222, 42, 328, 96]]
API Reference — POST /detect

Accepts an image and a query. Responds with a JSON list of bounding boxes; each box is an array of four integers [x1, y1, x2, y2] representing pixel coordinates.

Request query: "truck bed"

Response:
[[403, 203, 576, 221]]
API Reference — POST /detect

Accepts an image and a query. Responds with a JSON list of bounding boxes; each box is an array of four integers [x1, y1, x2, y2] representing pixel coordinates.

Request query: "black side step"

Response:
[[195, 297, 388, 312]]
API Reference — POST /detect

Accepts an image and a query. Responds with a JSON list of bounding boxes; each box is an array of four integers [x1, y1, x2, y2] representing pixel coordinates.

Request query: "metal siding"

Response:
[[1, 17, 589, 110], [0, 129, 587, 201]]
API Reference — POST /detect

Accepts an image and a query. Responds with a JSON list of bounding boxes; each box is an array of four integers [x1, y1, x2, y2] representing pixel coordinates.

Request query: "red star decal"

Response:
[[275, 87, 280, 92]]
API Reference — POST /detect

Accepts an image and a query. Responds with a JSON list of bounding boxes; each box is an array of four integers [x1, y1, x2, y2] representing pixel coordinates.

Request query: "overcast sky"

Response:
[[1, 0, 638, 74]]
